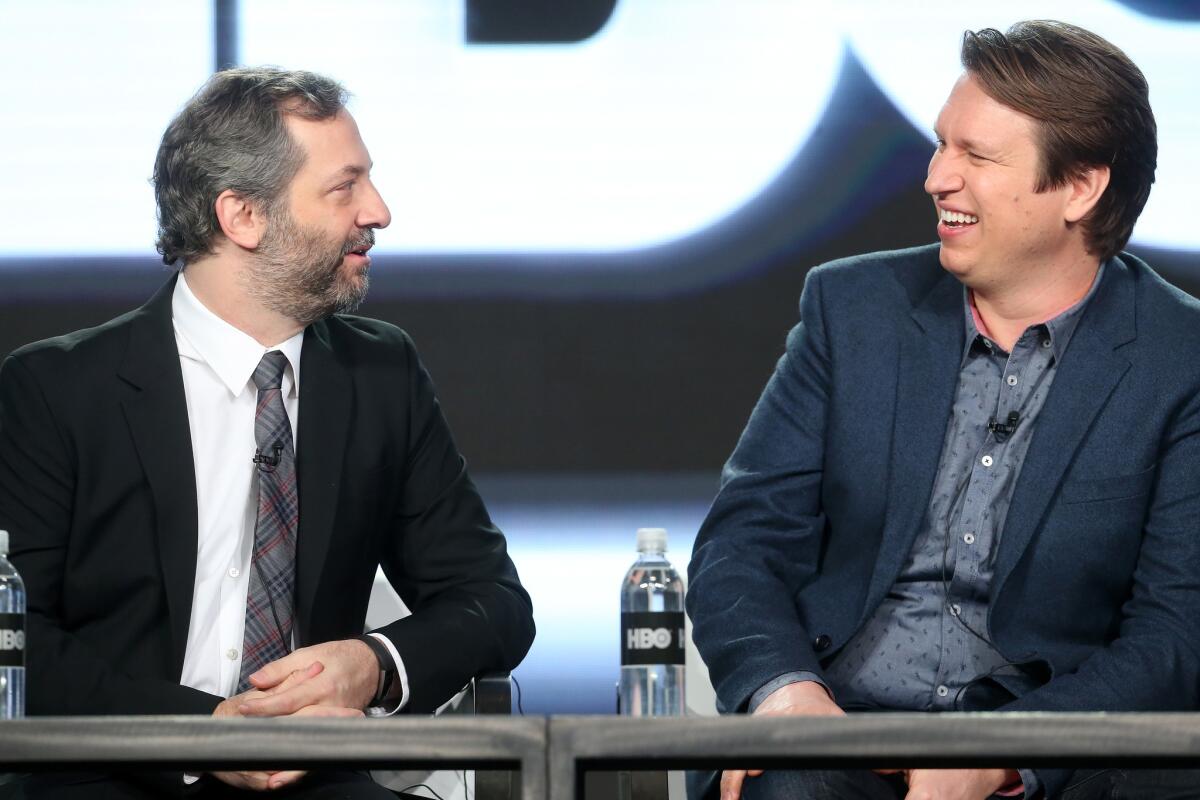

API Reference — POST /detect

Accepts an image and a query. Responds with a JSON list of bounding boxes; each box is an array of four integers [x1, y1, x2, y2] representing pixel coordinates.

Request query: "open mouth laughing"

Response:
[[939, 208, 978, 228]]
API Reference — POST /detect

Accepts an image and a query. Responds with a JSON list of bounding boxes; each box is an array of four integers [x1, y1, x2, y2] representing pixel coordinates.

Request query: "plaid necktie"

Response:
[[238, 351, 298, 692]]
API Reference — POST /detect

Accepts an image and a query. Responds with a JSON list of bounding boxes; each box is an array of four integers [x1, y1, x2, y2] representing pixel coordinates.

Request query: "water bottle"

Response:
[[0, 530, 25, 719], [619, 527, 685, 716]]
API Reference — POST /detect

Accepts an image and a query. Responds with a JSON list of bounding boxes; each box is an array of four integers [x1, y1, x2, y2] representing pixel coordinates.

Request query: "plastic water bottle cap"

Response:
[[0, 530, 7, 555], [636, 527, 668, 553]]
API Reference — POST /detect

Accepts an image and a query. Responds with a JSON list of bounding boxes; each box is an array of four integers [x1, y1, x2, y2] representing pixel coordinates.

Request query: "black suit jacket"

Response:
[[0, 276, 534, 717]]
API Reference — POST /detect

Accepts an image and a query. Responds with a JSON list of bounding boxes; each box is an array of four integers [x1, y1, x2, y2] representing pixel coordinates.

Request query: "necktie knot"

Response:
[[253, 351, 288, 392]]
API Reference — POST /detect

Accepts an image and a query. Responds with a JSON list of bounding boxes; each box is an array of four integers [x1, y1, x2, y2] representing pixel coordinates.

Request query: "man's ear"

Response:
[[213, 189, 268, 250], [1064, 164, 1111, 224]]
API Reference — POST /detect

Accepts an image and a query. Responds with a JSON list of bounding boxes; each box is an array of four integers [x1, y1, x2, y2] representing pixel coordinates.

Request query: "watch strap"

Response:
[[356, 634, 396, 706]]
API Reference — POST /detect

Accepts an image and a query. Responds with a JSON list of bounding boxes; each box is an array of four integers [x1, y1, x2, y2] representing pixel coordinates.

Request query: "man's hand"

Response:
[[720, 681, 844, 800], [210, 661, 365, 791], [211, 704, 368, 791], [212, 662, 326, 718], [211, 769, 303, 793], [212, 679, 311, 792], [903, 768, 1014, 800], [237, 639, 380, 717]]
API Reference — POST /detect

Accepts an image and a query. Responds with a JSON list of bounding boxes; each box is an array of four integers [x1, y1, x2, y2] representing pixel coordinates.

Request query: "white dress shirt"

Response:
[[171, 274, 407, 712]]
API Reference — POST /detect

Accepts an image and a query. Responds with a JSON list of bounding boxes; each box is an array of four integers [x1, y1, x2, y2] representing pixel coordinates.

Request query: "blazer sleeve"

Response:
[[686, 268, 833, 714], [0, 353, 221, 718], [370, 334, 535, 714]]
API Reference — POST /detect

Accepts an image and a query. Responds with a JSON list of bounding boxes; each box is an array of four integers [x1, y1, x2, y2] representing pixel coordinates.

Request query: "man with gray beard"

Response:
[[0, 67, 534, 799]]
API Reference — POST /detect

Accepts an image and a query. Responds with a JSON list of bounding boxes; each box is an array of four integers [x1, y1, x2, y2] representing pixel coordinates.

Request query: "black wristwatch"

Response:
[[357, 634, 397, 706]]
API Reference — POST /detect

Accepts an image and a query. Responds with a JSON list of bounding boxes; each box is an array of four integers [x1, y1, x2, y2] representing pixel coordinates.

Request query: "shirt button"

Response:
[[1042, 339, 1052, 348], [963, 532, 976, 544], [981, 455, 994, 467], [1006, 375, 1018, 386], [228, 567, 241, 579], [226, 648, 239, 661], [950, 604, 962, 616], [936, 685, 949, 698]]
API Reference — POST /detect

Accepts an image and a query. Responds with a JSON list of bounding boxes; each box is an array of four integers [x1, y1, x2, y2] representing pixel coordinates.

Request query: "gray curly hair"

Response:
[[153, 66, 348, 267]]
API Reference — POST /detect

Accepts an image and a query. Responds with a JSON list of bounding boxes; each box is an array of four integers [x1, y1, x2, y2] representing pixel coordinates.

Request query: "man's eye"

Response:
[[335, 182, 355, 192]]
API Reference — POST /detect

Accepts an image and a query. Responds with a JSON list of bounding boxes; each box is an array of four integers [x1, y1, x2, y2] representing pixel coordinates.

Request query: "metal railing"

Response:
[[0, 715, 546, 798], [548, 713, 1200, 799], [5, 713, 1200, 800]]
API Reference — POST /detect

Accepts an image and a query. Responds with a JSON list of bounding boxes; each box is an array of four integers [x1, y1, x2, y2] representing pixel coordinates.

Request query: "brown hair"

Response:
[[961, 20, 1156, 261]]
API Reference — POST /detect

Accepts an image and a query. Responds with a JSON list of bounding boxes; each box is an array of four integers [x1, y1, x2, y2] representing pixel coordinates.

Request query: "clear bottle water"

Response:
[[619, 528, 685, 716], [0, 530, 26, 719]]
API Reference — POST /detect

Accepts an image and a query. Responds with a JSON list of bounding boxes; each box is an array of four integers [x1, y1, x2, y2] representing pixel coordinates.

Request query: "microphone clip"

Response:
[[987, 411, 1021, 443], [252, 444, 284, 472]]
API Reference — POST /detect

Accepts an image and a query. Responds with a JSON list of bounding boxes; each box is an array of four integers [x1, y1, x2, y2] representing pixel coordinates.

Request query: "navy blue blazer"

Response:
[[688, 244, 1200, 793]]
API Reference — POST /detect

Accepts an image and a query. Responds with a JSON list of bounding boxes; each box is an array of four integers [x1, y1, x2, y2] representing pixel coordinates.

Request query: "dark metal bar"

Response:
[[0, 716, 547, 799], [213, 0, 239, 72], [8, 713, 1200, 800], [548, 714, 1200, 800]]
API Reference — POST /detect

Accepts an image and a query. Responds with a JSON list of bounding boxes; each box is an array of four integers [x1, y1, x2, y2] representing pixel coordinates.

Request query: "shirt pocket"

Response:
[[1060, 463, 1156, 504]]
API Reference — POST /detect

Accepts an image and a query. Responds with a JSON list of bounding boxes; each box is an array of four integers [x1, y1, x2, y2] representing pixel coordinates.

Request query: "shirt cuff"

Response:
[[748, 671, 832, 712], [365, 631, 410, 717], [1003, 768, 1039, 798]]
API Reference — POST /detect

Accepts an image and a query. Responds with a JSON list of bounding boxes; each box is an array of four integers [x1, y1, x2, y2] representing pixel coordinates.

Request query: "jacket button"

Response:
[[814, 634, 831, 652]]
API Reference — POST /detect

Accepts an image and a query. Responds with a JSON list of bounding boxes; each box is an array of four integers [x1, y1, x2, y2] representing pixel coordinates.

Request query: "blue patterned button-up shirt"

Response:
[[824, 264, 1103, 710]]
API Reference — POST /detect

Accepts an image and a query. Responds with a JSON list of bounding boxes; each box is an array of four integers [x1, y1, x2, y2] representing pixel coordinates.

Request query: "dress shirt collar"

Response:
[[961, 259, 1107, 364], [171, 272, 304, 398]]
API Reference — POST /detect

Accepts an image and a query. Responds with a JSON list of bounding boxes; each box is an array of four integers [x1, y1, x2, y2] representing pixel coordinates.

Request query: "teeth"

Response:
[[940, 209, 979, 225]]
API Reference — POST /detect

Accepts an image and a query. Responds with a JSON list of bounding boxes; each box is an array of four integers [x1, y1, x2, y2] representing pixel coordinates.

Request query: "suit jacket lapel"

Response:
[[866, 270, 964, 612], [992, 261, 1135, 594], [294, 320, 351, 646], [116, 275, 199, 675]]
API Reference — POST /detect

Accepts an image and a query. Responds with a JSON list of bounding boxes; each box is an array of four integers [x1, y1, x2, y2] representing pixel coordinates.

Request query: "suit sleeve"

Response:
[[371, 335, 535, 714], [686, 269, 833, 714], [0, 353, 220, 717], [1001, 387, 1200, 796]]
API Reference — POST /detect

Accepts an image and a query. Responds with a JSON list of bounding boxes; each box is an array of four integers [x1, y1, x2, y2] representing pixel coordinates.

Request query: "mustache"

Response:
[[341, 228, 376, 256]]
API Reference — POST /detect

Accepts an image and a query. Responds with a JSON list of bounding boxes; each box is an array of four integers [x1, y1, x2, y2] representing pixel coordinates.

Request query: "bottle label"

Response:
[[621, 611, 685, 666], [0, 613, 24, 667]]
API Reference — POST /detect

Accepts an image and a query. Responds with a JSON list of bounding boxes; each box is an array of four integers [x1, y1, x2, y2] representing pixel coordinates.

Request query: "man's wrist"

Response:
[[354, 634, 396, 707]]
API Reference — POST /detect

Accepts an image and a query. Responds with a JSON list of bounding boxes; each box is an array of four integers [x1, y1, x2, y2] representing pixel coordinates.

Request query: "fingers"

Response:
[[291, 704, 365, 718], [266, 770, 307, 790], [240, 662, 327, 716], [211, 770, 277, 791], [720, 769, 747, 800], [249, 648, 317, 690], [212, 696, 242, 719], [263, 661, 324, 695], [211, 769, 308, 792], [239, 680, 324, 717]]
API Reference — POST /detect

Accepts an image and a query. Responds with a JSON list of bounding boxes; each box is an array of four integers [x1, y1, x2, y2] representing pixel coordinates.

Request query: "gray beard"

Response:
[[243, 214, 372, 326]]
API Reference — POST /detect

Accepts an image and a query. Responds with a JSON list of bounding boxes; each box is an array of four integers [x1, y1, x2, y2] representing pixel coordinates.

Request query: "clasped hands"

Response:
[[209, 638, 380, 791], [719, 682, 1016, 800]]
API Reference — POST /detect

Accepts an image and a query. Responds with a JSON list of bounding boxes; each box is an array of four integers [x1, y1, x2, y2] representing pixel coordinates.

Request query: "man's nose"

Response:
[[924, 153, 963, 197], [358, 181, 392, 230]]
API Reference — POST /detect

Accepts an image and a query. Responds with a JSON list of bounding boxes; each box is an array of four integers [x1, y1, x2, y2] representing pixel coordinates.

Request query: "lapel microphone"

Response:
[[987, 411, 1021, 443], [252, 444, 284, 472]]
